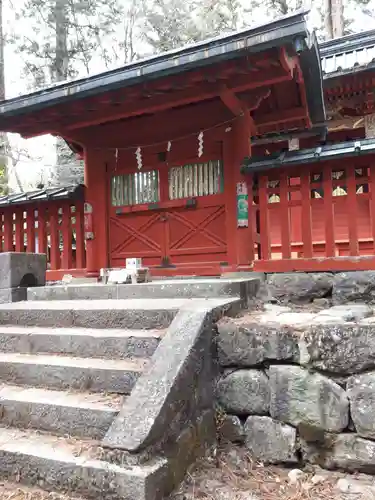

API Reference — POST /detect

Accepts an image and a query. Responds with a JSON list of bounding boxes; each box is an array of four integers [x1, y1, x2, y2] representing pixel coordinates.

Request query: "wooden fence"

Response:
[[0, 199, 86, 281], [251, 157, 375, 272]]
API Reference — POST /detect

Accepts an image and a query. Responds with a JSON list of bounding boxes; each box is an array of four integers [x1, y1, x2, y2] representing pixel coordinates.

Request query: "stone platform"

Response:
[[27, 277, 260, 303]]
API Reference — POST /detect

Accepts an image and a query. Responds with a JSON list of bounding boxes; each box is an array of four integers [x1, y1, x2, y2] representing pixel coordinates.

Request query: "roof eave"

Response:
[[241, 138, 375, 173], [323, 62, 375, 84], [0, 10, 312, 120], [298, 30, 326, 126], [0, 184, 85, 208], [320, 29, 375, 58]]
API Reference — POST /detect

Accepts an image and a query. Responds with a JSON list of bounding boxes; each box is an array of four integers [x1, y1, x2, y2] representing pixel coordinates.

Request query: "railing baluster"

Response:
[[301, 169, 313, 258], [347, 164, 359, 256], [259, 174, 270, 260]]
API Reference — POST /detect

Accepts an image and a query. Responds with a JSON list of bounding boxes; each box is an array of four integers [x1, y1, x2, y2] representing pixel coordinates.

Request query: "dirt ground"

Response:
[[170, 444, 375, 500], [1, 444, 374, 499], [0, 485, 82, 500]]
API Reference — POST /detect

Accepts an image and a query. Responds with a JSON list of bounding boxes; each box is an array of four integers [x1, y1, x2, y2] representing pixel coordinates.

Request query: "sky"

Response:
[[2, 0, 375, 192]]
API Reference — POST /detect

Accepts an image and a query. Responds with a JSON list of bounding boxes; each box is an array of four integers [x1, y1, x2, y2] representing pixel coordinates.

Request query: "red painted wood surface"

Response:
[[0, 201, 86, 275], [3, 211, 12, 251], [300, 169, 313, 258], [37, 207, 47, 256], [347, 165, 359, 256], [108, 135, 228, 272], [370, 161, 375, 254], [254, 256, 375, 272], [14, 210, 23, 252], [258, 174, 270, 260], [74, 206, 86, 270], [109, 188, 227, 270], [26, 209, 36, 253], [323, 166, 335, 258], [254, 158, 375, 273], [279, 170, 291, 259]]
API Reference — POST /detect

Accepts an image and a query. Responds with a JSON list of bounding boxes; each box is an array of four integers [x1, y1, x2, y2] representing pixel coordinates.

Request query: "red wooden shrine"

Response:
[[0, 14, 374, 278]]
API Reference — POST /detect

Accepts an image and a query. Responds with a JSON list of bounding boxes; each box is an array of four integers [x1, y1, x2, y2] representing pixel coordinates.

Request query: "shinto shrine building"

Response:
[[0, 11, 374, 279]]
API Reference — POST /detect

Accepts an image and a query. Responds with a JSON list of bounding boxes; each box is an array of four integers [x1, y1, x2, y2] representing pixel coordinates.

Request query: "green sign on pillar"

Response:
[[237, 181, 248, 228]]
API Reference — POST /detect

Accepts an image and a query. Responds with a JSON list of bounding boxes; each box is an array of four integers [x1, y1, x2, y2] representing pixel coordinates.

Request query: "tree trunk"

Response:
[[54, 0, 76, 186], [332, 0, 344, 38], [325, 0, 334, 39], [54, 0, 68, 83], [325, 0, 344, 40], [0, 0, 9, 194]]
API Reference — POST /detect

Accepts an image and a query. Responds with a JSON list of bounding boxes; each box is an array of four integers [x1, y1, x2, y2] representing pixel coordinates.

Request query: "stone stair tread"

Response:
[[0, 298, 188, 310], [0, 297, 240, 310], [0, 384, 123, 411], [0, 352, 148, 371], [0, 325, 165, 338], [0, 424, 161, 471], [0, 425, 167, 500]]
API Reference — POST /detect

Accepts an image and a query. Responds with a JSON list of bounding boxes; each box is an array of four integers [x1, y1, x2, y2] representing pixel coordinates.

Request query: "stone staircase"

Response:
[[0, 299, 169, 499], [0, 277, 259, 500]]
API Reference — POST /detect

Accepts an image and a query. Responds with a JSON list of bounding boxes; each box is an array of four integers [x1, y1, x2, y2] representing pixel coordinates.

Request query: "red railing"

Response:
[[0, 200, 86, 280], [252, 157, 375, 272]]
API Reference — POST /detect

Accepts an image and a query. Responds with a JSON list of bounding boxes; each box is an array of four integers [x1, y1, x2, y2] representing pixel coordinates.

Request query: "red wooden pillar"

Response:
[[14, 210, 23, 252], [61, 203, 73, 269], [370, 162, 375, 254], [75, 203, 86, 269], [279, 170, 291, 259], [26, 208, 36, 253], [37, 206, 48, 256], [347, 165, 359, 256], [3, 210, 13, 252], [223, 112, 254, 269], [301, 169, 313, 258], [258, 174, 270, 260], [323, 165, 335, 257], [84, 148, 109, 276], [49, 205, 60, 270]]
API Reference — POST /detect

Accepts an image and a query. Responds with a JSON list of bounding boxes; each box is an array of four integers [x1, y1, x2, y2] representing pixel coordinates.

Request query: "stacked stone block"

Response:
[[216, 303, 375, 472]]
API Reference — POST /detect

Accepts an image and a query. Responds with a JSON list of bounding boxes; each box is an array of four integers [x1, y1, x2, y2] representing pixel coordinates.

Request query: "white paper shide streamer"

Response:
[[135, 146, 143, 170], [198, 131, 204, 158]]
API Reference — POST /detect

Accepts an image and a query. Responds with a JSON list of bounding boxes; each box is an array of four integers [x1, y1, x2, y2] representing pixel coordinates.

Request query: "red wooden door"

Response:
[[108, 159, 227, 272], [109, 168, 166, 268], [109, 211, 166, 268], [165, 196, 227, 268]]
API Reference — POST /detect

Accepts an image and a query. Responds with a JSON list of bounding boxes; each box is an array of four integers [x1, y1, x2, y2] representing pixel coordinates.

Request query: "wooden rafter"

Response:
[[219, 86, 244, 116], [14, 69, 294, 137]]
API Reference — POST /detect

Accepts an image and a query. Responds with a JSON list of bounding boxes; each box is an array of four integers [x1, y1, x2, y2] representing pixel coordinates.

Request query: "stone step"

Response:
[[0, 426, 167, 500], [0, 297, 241, 329], [0, 298, 185, 329], [0, 325, 163, 359], [28, 277, 260, 302], [0, 353, 147, 393], [0, 384, 123, 439]]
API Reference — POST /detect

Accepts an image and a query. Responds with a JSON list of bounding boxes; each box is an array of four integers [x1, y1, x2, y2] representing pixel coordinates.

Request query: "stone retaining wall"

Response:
[[264, 270, 375, 305], [215, 303, 375, 473]]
